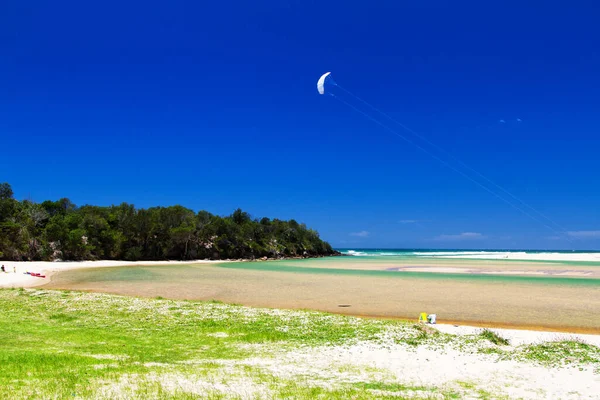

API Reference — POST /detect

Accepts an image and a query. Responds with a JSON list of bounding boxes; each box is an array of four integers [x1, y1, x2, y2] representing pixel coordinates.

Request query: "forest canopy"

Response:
[[0, 183, 338, 261]]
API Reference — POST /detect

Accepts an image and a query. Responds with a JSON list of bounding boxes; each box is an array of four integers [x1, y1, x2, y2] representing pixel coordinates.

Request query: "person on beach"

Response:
[[0, 265, 4, 273], [13, 266, 16, 273]]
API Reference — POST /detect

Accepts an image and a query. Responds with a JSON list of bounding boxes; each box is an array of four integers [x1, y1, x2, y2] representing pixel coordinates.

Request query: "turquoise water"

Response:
[[208, 248, 600, 287], [218, 260, 600, 287], [46, 248, 600, 291], [45, 250, 600, 330]]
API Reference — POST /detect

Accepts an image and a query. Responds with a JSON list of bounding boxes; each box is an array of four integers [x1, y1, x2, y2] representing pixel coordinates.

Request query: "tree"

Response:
[[0, 182, 339, 261], [232, 208, 251, 225], [0, 183, 13, 200]]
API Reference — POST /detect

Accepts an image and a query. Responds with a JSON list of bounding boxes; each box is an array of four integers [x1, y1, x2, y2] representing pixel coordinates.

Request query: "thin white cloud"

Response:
[[434, 232, 485, 241], [499, 119, 506, 123], [516, 118, 522, 122], [399, 219, 417, 224], [350, 231, 370, 238], [567, 231, 600, 238]]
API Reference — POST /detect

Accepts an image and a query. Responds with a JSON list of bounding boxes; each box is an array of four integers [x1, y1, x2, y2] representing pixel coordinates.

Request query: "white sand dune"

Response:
[[266, 335, 600, 399]]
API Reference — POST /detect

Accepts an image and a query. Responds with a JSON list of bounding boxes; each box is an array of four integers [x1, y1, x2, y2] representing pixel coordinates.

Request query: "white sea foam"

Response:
[[341, 250, 600, 262], [413, 251, 517, 259], [418, 251, 600, 262], [344, 250, 368, 256]]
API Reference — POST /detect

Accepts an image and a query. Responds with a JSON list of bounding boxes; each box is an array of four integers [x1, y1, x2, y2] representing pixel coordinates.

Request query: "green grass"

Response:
[[479, 329, 510, 346], [515, 339, 600, 370], [453, 381, 508, 400], [0, 288, 598, 399], [403, 323, 440, 346], [354, 381, 431, 392], [0, 289, 433, 399]]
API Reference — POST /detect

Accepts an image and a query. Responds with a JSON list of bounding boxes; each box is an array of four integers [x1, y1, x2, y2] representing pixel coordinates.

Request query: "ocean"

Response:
[[336, 248, 600, 264]]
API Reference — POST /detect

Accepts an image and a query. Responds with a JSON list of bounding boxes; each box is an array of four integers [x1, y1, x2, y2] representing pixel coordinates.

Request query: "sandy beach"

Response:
[[48, 262, 600, 331], [3, 288, 599, 399], [3, 257, 600, 334], [2, 258, 600, 398], [0, 260, 225, 289]]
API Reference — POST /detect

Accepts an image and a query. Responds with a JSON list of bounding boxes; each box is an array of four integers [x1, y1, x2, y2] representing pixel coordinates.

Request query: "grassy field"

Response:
[[1, 289, 599, 399]]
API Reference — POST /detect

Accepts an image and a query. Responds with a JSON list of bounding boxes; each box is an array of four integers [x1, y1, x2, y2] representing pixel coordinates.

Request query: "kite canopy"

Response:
[[317, 72, 332, 95]]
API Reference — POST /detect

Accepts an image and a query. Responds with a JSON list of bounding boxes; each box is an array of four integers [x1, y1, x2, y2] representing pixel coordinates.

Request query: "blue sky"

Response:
[[2, 1, 599, 249]]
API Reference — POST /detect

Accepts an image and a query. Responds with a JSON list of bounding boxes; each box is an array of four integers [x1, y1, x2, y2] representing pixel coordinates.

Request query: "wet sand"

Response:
[[299, 256, 600, 277], [386, 266, 597, 277], [45, 261, 600, 333]]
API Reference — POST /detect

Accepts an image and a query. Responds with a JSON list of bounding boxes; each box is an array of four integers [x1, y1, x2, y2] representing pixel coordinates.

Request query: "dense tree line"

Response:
[[0, 183, 338, 261]]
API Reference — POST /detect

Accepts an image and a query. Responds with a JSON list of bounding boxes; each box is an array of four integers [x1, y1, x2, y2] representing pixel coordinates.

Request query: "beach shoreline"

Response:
[[3, 288, 599, 399], [3, 258, 600, 337], [0, 260, 229, 289], [353, 313, 600, 336], [0, 255, 347, 289]]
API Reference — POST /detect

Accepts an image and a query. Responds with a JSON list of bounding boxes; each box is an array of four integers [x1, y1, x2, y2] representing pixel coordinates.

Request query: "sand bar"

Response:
[[0, 260, 226, 289], [3, 257, 600, 333], [310, 256, 600, 277], [41, 262, 600, 333]]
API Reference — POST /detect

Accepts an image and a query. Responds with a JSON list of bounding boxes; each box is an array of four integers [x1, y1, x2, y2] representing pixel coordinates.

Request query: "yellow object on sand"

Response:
[[418, 312, 428, 323]]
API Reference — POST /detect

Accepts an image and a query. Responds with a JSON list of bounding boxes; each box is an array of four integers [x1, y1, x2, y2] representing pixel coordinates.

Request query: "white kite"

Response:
[[317, 72, 332, 95]]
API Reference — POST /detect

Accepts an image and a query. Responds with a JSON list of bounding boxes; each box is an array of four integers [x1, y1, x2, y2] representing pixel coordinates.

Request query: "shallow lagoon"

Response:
[[45, 255, 600, 333]]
